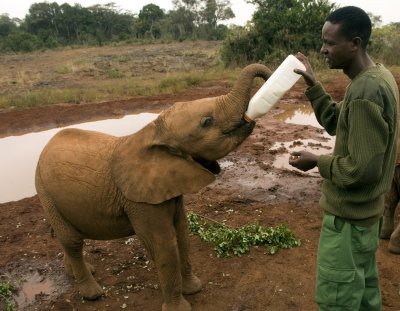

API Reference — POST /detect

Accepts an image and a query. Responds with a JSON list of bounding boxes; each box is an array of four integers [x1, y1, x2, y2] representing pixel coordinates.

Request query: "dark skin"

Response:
[[289, 21, 375, 172]]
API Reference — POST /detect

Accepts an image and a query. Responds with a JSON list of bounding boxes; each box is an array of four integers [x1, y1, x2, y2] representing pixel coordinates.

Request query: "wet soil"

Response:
[[1, 73, 400, 311]]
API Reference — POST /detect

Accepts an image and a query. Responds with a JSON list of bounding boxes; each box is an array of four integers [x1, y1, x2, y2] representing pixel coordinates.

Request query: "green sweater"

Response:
[[305, 64, 399, 226]]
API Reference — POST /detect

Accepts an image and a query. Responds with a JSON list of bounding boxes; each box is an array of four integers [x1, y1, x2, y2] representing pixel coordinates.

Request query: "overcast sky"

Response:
[[0, 0, 398, 26]]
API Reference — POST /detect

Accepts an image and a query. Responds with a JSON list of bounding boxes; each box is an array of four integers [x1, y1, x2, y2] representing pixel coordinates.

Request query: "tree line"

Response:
[[0, 0, 234, 52], [1, 0, 399, 66]]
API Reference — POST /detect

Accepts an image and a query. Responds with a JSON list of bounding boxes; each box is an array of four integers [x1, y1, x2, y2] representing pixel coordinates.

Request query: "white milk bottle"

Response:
[[244, 54, 306, 122]]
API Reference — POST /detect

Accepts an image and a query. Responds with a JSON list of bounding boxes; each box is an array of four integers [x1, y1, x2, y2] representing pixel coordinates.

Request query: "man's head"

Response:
[[326, 6, 372, 49], [320, 6, 372, 71]]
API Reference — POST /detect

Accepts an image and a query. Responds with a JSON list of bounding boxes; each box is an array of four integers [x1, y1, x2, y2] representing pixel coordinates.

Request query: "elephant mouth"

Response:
[[222, 118, 255, 135], [193, 157, 221, 174]]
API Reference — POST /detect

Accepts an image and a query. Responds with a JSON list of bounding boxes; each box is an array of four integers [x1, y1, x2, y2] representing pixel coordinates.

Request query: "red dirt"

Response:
[[0, 77, 399, 311]]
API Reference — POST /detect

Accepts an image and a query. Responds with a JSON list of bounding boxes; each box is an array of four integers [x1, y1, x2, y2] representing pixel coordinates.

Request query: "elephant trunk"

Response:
[[217, 64, 272, 125]]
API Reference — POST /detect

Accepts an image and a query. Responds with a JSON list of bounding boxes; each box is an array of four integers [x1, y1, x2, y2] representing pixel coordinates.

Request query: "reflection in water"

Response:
[[273, 105, 335, 174], [274, 104, 322, 128], [0, 113, 158, 203], [271, 138, 335, 175]]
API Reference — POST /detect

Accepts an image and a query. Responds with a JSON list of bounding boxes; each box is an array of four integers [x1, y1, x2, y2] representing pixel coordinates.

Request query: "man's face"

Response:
[[320, 21, 356, 70]]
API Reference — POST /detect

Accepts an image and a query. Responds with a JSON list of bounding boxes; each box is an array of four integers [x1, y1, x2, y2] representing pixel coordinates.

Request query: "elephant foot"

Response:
[[78, 279, 104, 300], [388, 236, 400, 254], [182, 274, 202, 295], [388, 240, 400, 254], [162, 297, 191, 311]]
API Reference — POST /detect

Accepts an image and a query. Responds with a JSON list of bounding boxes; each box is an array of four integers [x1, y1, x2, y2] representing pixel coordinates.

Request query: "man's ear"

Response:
[[352, 36, 363, 49]]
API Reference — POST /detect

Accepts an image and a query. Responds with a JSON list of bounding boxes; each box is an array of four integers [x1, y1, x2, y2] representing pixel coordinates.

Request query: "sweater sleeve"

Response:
[[305, 82, 341, 136], [320, 99, 388, 188]]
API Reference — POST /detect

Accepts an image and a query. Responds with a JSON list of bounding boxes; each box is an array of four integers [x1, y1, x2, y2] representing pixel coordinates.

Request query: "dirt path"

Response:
[[0, 78, 399, 311]]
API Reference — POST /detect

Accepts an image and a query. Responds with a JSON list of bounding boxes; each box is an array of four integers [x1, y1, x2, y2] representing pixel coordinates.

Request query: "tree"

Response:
[[57, 3, 91, 44], [221, 0, 335, 66], [88, 3, 134, 43], [0, 14, 19, 37], [171, 0, 199, 38], [25, 2, 62, 40], [198, 0, 233, 39], [136, 4, 165, 38]]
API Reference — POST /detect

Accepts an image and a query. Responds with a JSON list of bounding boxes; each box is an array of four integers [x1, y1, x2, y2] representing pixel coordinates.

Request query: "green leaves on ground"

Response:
[[187, 212, 301, 257], [0, 281, 15, 311]]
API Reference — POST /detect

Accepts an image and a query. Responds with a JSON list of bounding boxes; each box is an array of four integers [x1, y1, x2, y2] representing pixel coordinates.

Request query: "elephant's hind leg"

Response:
[[62, 240, 103, 300], [36, 181, 103, 299]]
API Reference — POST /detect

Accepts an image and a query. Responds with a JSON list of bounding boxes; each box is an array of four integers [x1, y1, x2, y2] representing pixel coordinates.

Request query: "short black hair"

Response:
[[326, 6, 371, 48]]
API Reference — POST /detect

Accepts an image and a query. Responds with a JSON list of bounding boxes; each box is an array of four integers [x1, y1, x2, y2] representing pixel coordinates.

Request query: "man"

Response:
[[289, 6, 399, 310]]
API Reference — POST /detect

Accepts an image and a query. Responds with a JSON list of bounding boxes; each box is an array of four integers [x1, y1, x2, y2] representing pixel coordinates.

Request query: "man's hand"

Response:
[[294, 52, 317, 87], [289, 150, 318, 172]]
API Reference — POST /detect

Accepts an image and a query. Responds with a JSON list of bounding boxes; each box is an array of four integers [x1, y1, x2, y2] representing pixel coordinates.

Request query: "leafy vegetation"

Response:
[[220, 0, 335, 67], [370, 23, 400, 65], [187, 212, 301, 257], [0, 281, 15, 311]]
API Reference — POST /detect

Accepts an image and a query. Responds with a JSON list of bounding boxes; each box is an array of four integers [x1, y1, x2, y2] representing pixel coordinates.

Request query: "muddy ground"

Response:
[[1, 54, 400, 310]]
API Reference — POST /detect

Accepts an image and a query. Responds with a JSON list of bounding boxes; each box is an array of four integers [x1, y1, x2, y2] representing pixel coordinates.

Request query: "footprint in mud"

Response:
[[1, 260, 70, 310], [14, 271, 54, 308]]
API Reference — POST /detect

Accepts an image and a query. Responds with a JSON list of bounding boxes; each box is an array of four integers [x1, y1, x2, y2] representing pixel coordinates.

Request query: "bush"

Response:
[[220, 26, 260, 67], [5, 31, 42, 52], [370, 23, 400, 65]]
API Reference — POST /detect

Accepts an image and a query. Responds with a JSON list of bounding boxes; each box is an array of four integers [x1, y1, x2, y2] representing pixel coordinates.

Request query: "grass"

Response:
[[0, 42, 398, 111], [0, 41, 238, 110], [0, 67, 241, 110], [20, 70, 227, 107]]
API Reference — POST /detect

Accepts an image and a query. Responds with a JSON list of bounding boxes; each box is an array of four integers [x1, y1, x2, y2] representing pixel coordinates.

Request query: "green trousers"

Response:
[[316, 213, 382, 311]]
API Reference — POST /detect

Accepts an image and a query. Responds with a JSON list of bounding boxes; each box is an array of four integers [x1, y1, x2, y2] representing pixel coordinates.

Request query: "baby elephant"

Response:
[[35, 63, 272, 311]]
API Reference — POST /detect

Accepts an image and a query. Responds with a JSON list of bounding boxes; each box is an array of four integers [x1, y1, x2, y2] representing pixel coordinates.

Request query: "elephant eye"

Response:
[[200, 116, 214, 128]]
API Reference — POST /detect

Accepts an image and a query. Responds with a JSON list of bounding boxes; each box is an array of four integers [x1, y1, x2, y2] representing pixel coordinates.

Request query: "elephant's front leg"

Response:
[[126, 203, 191, 311], [175, 199, 202, 294], [381, 166, 400, 239]]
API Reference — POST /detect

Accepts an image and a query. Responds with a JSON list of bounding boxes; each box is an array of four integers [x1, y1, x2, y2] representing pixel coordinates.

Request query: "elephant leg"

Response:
[[381, 168, 400, 239], [174, 201, 202, 295], [125, 203, 191, 311], [389, 224, 400, 254], [37, 188, 103, 299], [61, 240, 103, 300]]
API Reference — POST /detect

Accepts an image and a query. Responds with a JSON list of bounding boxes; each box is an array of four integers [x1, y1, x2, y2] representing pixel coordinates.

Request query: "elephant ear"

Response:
[[111, 135, 216, 205]]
